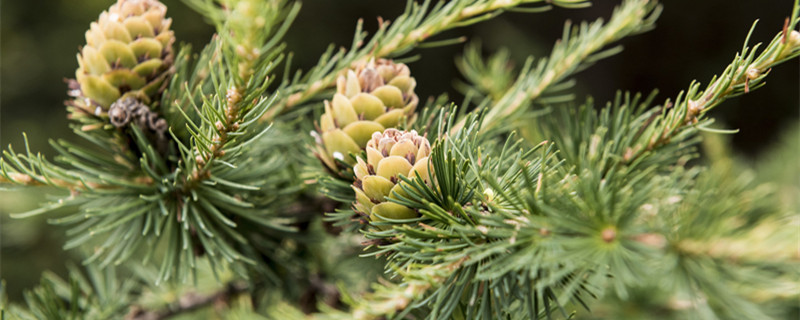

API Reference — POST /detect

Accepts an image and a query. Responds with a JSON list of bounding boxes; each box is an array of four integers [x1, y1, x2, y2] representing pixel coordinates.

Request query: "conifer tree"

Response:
[[1, 0, 798, 319]]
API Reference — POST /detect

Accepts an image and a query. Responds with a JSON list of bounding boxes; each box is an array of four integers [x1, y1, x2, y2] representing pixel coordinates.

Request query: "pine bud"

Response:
[[788, 30, 800, 47]]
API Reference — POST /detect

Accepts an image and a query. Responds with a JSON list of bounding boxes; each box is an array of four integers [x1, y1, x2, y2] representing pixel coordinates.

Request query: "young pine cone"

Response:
[[69, 0, 175, 119], [352, 129, 431, 229], [314, 59, 419, 177]]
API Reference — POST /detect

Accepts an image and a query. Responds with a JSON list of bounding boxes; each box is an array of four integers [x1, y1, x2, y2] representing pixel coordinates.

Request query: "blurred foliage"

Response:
[[0, 188, 71, 302], [576, 122, 800, 320], [1, 0, 797, 307], [754, 123, 800, 212]]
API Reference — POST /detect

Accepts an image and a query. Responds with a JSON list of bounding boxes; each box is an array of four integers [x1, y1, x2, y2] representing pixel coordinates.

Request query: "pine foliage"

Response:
[[2, 0, 799, 319]]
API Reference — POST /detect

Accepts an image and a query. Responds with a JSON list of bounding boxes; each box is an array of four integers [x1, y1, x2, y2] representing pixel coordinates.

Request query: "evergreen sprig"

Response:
[[273, 0, 591, 118], [1, 0, 304, 285], [624, 13, 800, 164], [320, 3, 800, 318], [454, 0, 662, 133], [4, 264, 134, 320], [2, 0, 799, 319]]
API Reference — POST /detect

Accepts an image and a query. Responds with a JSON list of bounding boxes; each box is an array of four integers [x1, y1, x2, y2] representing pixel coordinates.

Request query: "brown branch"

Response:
[[125, 282, 249, 320], [186, 86, 245, 189]]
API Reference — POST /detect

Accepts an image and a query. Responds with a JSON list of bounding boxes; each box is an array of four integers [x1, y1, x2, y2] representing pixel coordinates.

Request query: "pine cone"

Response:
[[352, 129, 431, 228], [314, 59, 419, 176], [69, 0, 175, 119]]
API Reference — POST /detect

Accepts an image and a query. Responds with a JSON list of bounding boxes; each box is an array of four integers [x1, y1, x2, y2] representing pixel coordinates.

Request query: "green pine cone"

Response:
[[69, 0, 175, 121], [351, 129, 431, 230], [314, 59, 419, 176]]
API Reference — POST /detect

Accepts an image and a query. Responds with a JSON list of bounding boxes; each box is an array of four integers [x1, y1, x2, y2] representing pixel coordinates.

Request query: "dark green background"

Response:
[[1, 0, 797, 303]]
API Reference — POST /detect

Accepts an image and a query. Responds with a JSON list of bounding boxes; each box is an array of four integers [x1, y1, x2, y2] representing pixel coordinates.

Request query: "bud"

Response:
[[788, 30, 800, 47], [351, 129, 431, 229], [314, 59, 419, 177], [483, 188, 495, 202]]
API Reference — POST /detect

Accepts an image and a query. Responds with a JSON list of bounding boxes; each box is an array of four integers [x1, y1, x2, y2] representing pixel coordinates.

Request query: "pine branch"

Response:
[[536, 7, 800, 177], [270, 0, 590, 119], [177, 0, 300, 188], [184, 0, 301, 84], [1, 129, 154, 192], [673, 222, 799, 264], [455, 43, 516, 102], [325, 7, 800, 318], [347, 120, 579, 319], [4, 31, 302, 285], [454, 0, 661, 133], [4, 264, 135, 320], [526, 11, 800, 314], [5, 1, 800, 319], [623, 14, 800, 164], [649, 169, 799, 319], [0, 170, 99, 190]]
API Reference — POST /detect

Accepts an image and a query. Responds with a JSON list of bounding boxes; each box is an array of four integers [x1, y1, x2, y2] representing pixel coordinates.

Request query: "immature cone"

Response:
[[314, 59, 419, 176], [352, 129, 431, 228], [69, 0, 175, 119]]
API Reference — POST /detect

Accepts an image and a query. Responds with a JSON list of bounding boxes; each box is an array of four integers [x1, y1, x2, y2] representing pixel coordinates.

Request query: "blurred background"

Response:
[[1, 0, 797, 303]]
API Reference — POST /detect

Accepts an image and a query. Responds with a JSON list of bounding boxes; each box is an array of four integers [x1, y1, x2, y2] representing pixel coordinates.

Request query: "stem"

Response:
[[0, 168, 146, 190], [187, 86, 245, 188], [0, 172, 87, 189], [125, 282, 249, 320], [625, 20, 800, 163]]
